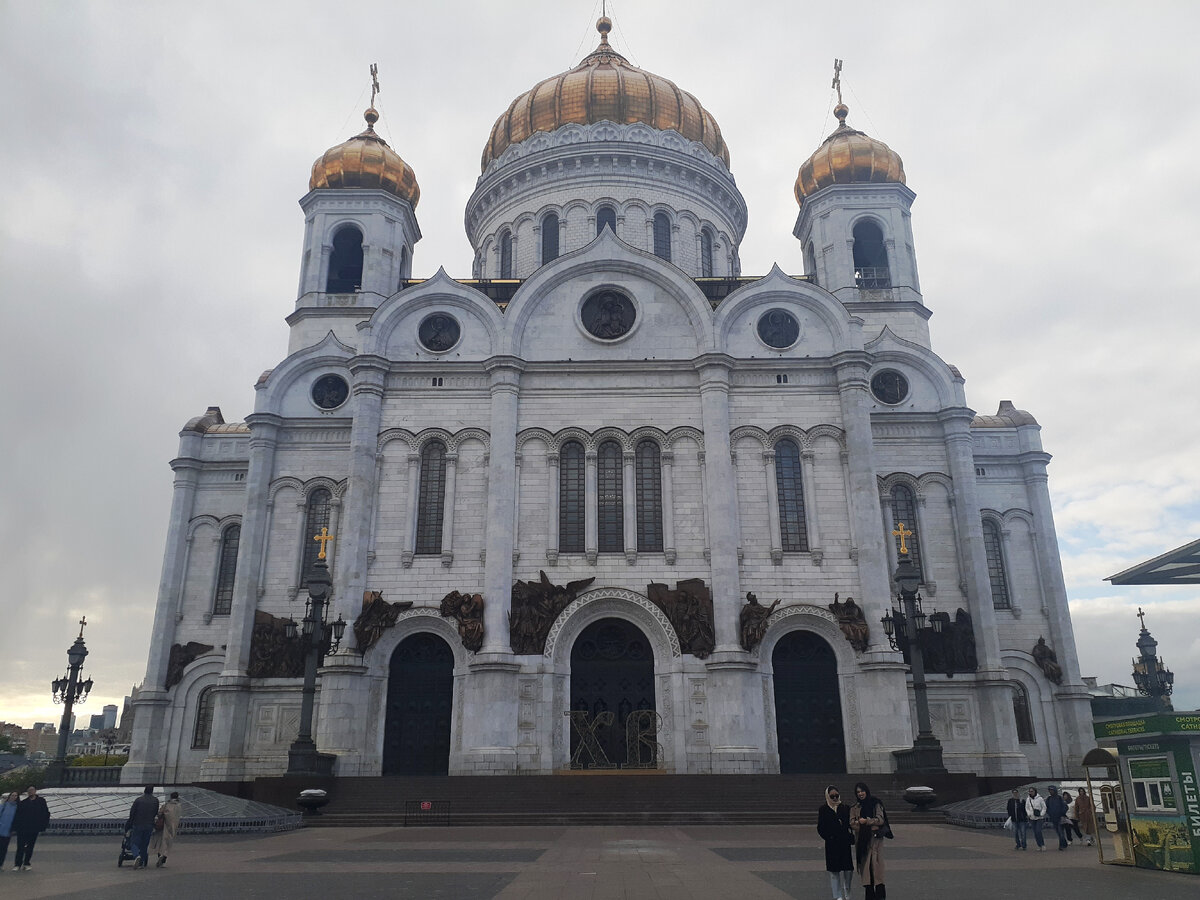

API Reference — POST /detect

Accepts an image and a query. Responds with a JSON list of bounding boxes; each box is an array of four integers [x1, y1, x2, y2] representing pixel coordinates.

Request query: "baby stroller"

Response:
[[117, 826, 138, 867]]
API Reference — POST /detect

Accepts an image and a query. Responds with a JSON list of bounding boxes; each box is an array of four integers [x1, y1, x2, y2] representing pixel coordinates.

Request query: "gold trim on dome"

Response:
[[481, 17, 729, 172], [310, 108, 420, 207], [794, 103, 904, 205]]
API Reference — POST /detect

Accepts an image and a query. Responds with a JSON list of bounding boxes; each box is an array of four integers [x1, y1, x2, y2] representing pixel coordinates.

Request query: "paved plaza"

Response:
[[6, 822, 1195, 899]]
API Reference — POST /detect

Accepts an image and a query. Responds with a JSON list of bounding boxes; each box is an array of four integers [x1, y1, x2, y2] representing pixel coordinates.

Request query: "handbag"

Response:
[[881, 822, 894, 839], [154, 813, 165, 832], [1003, 816, 1014, 831]]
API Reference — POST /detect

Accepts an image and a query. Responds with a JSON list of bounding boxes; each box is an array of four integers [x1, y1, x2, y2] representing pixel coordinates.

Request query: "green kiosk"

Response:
[[1092, 712, 1200, 874]]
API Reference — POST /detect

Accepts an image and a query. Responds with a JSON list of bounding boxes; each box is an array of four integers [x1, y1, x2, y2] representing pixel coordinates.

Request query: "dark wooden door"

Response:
[[570, 618, 655, 767], [773, 630, 845, 773], [383, 633, 453, 775]]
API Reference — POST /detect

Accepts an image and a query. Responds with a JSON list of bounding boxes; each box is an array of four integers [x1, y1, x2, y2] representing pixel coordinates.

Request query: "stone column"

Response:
[[401, 451, 420, 568], [199, 413, 281, 782], [661, 450, 677, 564], [441, 452, 458, 566], [763, 449, 783, 564], [584, 450, 598, 564], [800, 448, 823, 565], [622, 450, 637, 563], [511, 452, 522, 563], [839, 449, 859, 560], [940, 409, 1025, 774], [545, 452, 559, 565], [458, 356, 524, 774]]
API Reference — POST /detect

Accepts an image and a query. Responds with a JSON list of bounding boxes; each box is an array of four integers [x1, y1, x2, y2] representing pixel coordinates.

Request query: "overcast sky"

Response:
[[2, 0, 1198, 731]]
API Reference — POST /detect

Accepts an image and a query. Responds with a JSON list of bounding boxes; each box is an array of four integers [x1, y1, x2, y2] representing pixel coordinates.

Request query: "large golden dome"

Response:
[[310, 108, 420, 207], [481, 17, 729, 172], [794, 103, 904, 205]]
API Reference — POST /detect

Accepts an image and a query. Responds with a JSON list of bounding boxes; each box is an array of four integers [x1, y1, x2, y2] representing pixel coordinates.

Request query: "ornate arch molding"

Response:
[[627, 426, 671, 451], [186, 514, 221, 539], [864, 327, 960, 408], [804, 424, 848, 450], [918, 472, 953, 494], [664, 426, 704, 452], [592, 426, 631, 452], [377, 428, 416, 453], [362, 608, 471, 675], [256, 332, 356, 408], [1001, 508, 1035, 528], [450, 427, 491, 453], [170, 655, 224, 700], [548, 427, 597, 454], [544, 587, 682, 667], [516, 428, 555, 454], [302, 476, 347, 500], [730, 425, 769, 449], [755, 604, 854, 672], [878, 471, 924, 498]]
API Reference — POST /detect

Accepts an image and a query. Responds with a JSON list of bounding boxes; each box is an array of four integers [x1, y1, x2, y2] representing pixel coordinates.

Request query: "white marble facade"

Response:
[[125, 32, 1093, 786]]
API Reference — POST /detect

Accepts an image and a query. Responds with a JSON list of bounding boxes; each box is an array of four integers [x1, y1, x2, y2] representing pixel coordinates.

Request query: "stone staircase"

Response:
[[300, 773, 973, 828]]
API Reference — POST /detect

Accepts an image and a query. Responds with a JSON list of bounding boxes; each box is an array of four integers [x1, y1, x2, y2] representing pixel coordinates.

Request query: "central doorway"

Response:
[[383, 632, 453, 775], [570, 617, 656, 768], [772, 630, 845, 773]]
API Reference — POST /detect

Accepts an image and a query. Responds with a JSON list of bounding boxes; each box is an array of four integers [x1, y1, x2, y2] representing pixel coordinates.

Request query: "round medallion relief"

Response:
[[581, 290, 636, 340], [418, 313, 461, 352], [870, 370, 909, 405], [756, 308, 801, 348], [311, 374, 349, 410]]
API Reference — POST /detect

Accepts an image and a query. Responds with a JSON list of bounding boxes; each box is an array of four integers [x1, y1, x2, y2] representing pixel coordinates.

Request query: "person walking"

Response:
[[1073, 788, 1096, 846], [1025, 786, 1048, 851], [0, 791, 19, 869], [1045, 785, 1069, 850], [149, 791, 182, 867], [1006, 788, 1028, 850], [126, 786, 160, 870], [12, 786, 50, 871], [851, 782, 888, 900], [817, 786, 855, 900], [1061, 791, 1085, 844]]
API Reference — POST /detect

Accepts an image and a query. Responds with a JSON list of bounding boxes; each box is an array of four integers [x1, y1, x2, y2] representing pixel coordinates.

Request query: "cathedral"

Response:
[[125, 19, 1093, 784]]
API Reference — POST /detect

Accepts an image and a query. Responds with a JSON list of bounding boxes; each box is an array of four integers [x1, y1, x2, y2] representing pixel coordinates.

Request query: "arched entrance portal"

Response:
[[570, 617, 656, 768], [383, 632, 453, 775], [773, 630, 845, 773]]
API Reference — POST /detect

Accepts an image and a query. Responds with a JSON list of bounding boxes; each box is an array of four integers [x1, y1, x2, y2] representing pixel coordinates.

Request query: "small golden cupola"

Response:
[[310, 106, 421, 208], [794, 101, 905, 205]]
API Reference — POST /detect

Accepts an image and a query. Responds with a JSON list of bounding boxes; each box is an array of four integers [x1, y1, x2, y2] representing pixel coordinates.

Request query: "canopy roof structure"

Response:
[[1106, 538, 1200, 585]]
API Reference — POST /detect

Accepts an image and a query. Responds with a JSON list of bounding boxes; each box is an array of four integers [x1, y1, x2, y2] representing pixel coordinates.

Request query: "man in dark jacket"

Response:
[[1005, 789, 1028, 850], [127, 786, 160, 869], [1045, 785, 1069, 850], [12, 786, 51, 871]]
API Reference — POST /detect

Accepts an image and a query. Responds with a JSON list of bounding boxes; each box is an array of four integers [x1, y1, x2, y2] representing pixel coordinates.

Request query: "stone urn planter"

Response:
[[902, 786, 938, 810], [296, 788, 330, 816]]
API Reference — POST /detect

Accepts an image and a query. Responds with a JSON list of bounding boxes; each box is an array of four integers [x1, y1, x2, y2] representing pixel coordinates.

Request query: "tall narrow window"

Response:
[[192, 686, 215, 749], [982, 519, 1011, 609], [559, 441, 585, 553], [212, 523, 241, 616], [700, 229, 714, 277], [852, 220, 890, 288], [805, 242, 818, 285], [326, 225, 364, 292], [597, 440, 624, 553], [889, 484, 923, 579], [596, 205, 617, 236], [300, 488, 332, 585], [541, 213, 560, 264], [415, 440, 448, 555], [1012, 683, 1035, 743], [397, 246, 408, 289], [774, 439, 809, 552], [499, 230, 513, 278], [635, 440, 664, 552], [652, 212, 672, 261]]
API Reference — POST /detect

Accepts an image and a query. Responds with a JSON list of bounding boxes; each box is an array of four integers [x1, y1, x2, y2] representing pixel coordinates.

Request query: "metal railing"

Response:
[[855, 266, 892, 289], [55, 766, 123, 786]]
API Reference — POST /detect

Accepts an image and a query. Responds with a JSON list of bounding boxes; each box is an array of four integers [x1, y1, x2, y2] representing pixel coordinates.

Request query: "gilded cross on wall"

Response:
[[892, 522, 913, 555], [313, 527, 335, 560]]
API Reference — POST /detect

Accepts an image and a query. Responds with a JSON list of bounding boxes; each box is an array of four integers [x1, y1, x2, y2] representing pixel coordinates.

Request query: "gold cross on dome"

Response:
[[313, 527, 335, 560], [78, 616, 87, 638], [832, 58, 844, 105], [892, 522, 913, 555], [1137, 607, 1146, 629], [370, 63, 380, 106]]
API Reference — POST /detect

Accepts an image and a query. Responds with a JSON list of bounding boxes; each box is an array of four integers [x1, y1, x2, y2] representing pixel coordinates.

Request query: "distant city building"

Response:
[[102, 704, 118, 730], [89, 714, 106, 730]]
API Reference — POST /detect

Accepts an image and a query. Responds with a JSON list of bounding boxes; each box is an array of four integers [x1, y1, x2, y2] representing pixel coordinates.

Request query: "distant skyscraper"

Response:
[[102, 705, 118, 730], [89, 714, 105, 730]]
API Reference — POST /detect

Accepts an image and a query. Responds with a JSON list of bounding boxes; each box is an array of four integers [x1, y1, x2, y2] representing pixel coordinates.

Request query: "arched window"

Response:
[[774, 439, 809, 552], [192, 686, 215, 749], [499, 230, 513, 278], [652, 212, 672, 261], [541, 213, 560, 264], [300, 488, 332, 585], [889, 484, 923, 579], [1012, 683, 1035, 743], [982, 518, 1011, 609], [597, 440, 624, 553], [596, 205, 617, 236], [415, 440, 448, 555], [211, 523, 241, 616], [852, 220, 890, 288], [326, 225, 364, 293], [635, 440, 663, 552], [559, 441, 585, 553], [805, 242, 818, 285], [700, 229, 714, 277]]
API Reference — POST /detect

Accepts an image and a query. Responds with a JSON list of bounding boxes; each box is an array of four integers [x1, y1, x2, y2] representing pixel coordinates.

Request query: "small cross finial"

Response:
[[892, 522, 913, 555], [370, 63, 380, 107], [313, 527, 335, 560], [1137, 607, 1147, 629], [78, 616, 87, 638], [832, 58, 843, 105]]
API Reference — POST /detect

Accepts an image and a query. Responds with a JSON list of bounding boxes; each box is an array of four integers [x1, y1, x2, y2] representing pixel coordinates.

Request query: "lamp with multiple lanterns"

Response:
[[47, 617, 94, 785]]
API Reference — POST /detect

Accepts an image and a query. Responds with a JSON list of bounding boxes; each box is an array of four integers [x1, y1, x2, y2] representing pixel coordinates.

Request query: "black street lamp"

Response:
[[1131, 607, 1174, 710], [881, 528, 947, 775], [285, 528, 347, 776], [47, 617, 94, 785]]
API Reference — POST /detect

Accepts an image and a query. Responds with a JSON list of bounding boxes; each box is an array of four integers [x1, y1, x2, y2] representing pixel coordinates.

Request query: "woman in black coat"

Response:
[[12, 786, 50, 871], [817, 785, 855, 900]]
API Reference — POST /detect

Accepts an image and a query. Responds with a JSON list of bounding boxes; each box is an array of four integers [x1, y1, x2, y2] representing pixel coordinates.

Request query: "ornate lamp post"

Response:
[[47, 617, 94, 785], [285, 527, 347, 776], [1131, 607, 1174, 711], [880, 525, 947, 774]]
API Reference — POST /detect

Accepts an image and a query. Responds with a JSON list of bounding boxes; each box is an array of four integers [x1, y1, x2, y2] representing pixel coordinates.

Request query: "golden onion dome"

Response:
[[481, 17, 729, 172], [310, 107, 420, 207], [794, 103, 905, 205]]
